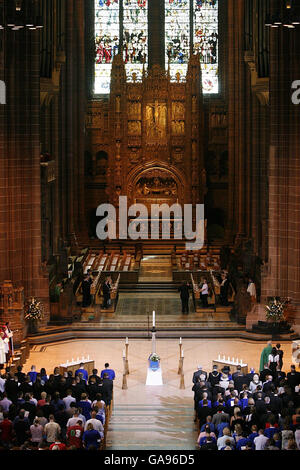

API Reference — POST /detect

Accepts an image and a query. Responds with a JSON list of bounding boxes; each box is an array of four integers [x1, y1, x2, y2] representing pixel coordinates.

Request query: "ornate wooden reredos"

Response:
[[106, 53, 206, 210]]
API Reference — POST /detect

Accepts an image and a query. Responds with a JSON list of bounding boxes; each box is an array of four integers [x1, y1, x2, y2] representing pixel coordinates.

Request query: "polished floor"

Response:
[[23, 338, 294, 450]]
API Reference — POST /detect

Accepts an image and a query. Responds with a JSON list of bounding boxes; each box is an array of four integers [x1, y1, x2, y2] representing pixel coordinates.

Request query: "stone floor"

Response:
[[22, 338, 294, 450]]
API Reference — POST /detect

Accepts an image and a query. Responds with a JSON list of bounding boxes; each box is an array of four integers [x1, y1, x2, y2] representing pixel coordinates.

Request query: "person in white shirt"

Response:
[[67, 410, 86, 428], [63, 390, 76, 410], [247, 278, 257, 303], [254, 429, 269, 450], [84, 411, 104, 438], [249, 374, 262, 393], [0, 374, 6, 394], [200, 278, 209, 308], [217, 427, 235, 450]]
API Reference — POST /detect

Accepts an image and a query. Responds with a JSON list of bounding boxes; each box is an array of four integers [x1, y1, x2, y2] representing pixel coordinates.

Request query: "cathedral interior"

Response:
[[0, 0, 300, 452]]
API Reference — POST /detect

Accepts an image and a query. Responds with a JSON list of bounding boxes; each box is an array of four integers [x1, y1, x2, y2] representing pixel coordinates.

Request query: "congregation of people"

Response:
[[193, 342, 300, 451], [0, 362, 115, 450]]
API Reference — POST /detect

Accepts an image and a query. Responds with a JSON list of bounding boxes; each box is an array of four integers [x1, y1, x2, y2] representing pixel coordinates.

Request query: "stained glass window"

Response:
[[193, 0, 219, 94], [95, 0, 120, 94], [123, 0, 148, 82], [94, 0, 219, 94], [165, 0, 190, 82]]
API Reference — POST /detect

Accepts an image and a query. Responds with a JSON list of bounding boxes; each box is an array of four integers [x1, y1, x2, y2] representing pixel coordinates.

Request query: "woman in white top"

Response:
[[268, 347, 280, 376], [249, 374, 262, 393]]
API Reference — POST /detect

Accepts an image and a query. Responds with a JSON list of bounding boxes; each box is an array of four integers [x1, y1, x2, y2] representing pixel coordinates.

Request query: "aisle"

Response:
[[107, 396, 198, 451]]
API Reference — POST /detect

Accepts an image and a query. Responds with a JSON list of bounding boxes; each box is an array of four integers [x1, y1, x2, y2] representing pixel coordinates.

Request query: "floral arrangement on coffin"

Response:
[[149, 353, 160, 362], [265, 298, 287, 323], [24, 298, 43, 322]]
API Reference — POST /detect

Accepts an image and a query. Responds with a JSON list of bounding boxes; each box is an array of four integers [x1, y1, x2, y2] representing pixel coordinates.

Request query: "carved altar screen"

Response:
[[165, 0, 190, 82], [123, 0, 148, 82], [95, 0, 120, 94]]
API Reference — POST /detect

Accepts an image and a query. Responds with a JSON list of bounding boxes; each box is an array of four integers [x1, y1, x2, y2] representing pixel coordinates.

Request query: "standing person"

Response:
[[259, 341, 273, 372], [276, 344, 284, 370], [82, 273, 93, 308], [82, 423, 102, 450], [3, 322, 13, 363], [268, 348, 280, 379], [100, 373, 113, 407], [101, 277, 111, 309], [100, 363, 115, 381], [75, 363, 89, 384], [200, 278, 209, 309], [220, 273, 229, 306], [247, 278, 257, 303], [178, 281, 190, 314], [0, 332, 6, 368], [44, 415, 61, 445], [66, 419, 84, 449]]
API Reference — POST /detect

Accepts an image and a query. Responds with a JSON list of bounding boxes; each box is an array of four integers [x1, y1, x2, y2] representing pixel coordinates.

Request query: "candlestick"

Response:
[[88, 355, 90, 361], [153, 310, 155, 327], [223, 355, 225, 361], [218, 354, 220, 360]]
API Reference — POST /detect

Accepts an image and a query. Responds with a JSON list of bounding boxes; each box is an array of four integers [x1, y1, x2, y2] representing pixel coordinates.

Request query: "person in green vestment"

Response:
[[259, 340, 273, 372]]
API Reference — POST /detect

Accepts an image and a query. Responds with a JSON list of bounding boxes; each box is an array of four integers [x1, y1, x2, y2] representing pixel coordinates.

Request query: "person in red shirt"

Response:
[[49, 441, 67, 450], [0, 412, 14, 449], [66, 419, 84, 449]]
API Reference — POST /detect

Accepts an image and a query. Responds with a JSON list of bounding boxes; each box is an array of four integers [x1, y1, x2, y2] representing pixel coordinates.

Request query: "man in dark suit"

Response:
[[89, 368, 102, 385], [234, 370, 249, 393], [178, 281, 190, 314], [102, 278, 111, 309], [100, 372, 113, 406], [192, 366, 208, 384], [82, 273, 93, 307], [287, 365, 300, 390]]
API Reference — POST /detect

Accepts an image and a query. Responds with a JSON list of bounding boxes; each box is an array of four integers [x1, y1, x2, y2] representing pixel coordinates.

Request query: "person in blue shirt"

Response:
[[236, 436, 252, 450], [198, 397, 212, 408], [28, 366, 38, 384], [200, 418, 216, 434], [248, 425, 259, 443], [77, 393, 92, 421], [75, 363, 89, 383], [82, 423, 102, 450], [100, 363, 115, 381], [217, 415, 230, 437]]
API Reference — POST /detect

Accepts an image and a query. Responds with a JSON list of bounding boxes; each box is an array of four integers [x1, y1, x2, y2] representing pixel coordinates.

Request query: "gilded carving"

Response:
[[128, 101, 142, 119], [144, 101, 167, 144], [171, 121, 185, 136], [136, 176, 178, 198], [128, 121, 142, 136], [172, 102, 185, 120]]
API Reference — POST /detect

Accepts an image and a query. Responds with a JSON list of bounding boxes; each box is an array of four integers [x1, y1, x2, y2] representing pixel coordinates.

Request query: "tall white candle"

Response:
[[181, 349, 184, 358], [179, 337, 182, 345], [153, 310, 155, 327], [218, 354, 221, 360], [123, 349, 126, 358], [125, 337, 129, 345]]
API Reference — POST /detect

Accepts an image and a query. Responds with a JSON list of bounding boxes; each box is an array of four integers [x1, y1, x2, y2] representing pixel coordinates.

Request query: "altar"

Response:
[[59, 358, 95, 376]]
